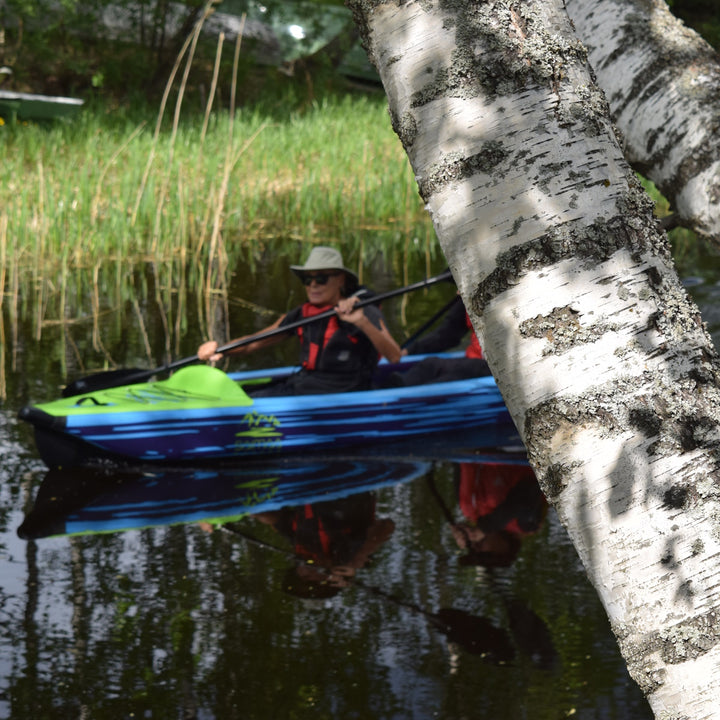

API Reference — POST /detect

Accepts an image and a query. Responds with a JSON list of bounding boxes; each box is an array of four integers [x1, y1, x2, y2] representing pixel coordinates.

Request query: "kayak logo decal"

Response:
[[235, 411, 283, 451], [235, 478, 280, 513]]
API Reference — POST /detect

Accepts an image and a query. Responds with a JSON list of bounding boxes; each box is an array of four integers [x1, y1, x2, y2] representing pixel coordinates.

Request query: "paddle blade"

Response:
[[433, 608, 515, 662], [505, 598, 560, 670], [61, 368, 154, 397]]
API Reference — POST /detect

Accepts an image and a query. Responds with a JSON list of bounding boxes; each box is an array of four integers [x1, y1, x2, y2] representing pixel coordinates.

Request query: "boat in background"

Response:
[[19, 353, 514, 469], [0, 89, 84, 122]]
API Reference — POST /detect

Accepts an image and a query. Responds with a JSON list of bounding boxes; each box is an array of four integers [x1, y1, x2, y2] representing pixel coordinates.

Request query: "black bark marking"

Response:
[[416, 142, 509, 200], [663, 485, 689, 510]]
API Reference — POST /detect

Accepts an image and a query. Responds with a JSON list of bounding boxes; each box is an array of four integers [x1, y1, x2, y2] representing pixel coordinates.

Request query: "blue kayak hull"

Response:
[[20, 356, 513, 468]]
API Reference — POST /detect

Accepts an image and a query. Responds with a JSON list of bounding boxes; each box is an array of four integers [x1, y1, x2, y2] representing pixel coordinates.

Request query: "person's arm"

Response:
[[404, 297, 467, 355], [336, 298, 402, 363], [197, 314, 288, 363]]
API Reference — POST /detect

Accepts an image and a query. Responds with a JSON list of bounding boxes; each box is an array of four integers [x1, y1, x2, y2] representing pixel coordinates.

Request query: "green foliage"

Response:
[[2, 0, 718, 100], [0, 87, 438, 360], [667, 0, 720, 48], [1, 0, 220, 96], [0, 0, 376, 101]]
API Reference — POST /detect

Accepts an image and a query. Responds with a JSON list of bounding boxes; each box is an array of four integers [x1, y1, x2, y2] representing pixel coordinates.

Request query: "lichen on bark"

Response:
[[415, 142, 509, 199]]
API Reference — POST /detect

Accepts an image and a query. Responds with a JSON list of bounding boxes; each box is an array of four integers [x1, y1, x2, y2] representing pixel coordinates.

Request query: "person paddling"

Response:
[[388, 292, 491, 386], [403, 293, 484, 360], [197, 246, 402, 396]]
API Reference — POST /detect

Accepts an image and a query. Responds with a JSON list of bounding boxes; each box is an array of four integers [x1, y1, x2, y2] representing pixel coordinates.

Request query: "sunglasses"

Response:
[[301, 272, 340, 286]]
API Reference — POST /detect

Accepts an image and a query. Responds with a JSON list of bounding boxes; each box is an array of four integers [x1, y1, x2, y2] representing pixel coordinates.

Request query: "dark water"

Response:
[[4, 245, 720, 719]]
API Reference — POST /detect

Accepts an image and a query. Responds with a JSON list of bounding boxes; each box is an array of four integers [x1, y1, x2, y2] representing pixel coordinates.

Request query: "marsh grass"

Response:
[[1, 92, 691, 288], [1, 91, 433, 291], [0, 80, 444, 379], [4, 90, 430, 247]]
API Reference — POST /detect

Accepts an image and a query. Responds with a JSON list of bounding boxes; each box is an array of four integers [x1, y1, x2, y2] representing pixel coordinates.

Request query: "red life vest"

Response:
[[279, 302, 381, 392], [464, 313, 483, 359], [292, 504, 333, 560], [296, 303, 362, 370], [286, 495, 377, 564], [458, 462, 545, 536]]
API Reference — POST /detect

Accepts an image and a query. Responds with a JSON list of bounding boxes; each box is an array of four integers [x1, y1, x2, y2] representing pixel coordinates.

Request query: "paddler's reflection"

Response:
[[433, 461, 559, 670], [215, 474, 557, 666], [447, 461, 547, 568], [254, 492, 395, 598]]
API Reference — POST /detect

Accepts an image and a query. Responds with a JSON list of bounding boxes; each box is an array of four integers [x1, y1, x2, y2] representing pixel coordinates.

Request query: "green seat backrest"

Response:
[[163, 365, 252, 405]]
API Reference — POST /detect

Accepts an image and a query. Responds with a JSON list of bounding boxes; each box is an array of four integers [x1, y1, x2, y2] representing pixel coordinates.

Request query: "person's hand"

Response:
[[198, 340, 222, 363], [450, 523, 485, 549], [327, 566, 356, 588], [335, 296, 366, 326]]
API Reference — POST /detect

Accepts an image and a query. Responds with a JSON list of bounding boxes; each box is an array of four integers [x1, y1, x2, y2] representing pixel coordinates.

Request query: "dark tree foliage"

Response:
[[669, 0, 720, 48], [0, 0, 717, 101]]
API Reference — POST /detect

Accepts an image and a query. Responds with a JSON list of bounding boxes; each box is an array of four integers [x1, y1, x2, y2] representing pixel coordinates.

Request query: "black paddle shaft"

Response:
[[62, 269, 455, 397], [401, 294, 461, 350]]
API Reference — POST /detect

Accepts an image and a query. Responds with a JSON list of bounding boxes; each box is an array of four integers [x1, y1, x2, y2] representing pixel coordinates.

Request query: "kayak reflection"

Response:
[[18, 448, 559, 668], [17, 457, 430, 540], [17, 426, 524, 540]]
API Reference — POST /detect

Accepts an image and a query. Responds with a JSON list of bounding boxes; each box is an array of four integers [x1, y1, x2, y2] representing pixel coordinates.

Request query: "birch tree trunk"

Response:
[[566, 0, 720, 244], [347, 0, 720, 717]]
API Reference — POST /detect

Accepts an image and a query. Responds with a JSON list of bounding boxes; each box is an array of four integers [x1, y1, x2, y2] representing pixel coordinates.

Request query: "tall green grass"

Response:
[[0, 91, 440, 350], [1, 92, 431, 267]]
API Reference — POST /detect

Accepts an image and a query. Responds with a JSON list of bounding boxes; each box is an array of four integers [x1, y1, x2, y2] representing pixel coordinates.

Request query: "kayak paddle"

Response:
[[62, 269, 454, 397], [401, 294, 461, 350]]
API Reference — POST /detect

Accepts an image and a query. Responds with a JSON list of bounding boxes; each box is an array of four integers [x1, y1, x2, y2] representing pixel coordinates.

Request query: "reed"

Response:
[[1, 90, 431, 268], [0, 90, 438, 368]]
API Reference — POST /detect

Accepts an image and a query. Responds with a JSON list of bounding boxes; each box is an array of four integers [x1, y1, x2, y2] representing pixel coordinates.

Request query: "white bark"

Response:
[[566, 0, 720, 244], [347, 0, 720, 718]]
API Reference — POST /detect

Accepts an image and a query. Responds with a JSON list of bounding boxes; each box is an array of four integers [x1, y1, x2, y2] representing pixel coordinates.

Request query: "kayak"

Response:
[[19, 354, 512, 469], [18, 353, 513, 469]]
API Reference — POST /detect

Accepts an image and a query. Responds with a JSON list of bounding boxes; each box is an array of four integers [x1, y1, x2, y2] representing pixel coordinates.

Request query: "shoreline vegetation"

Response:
[[1, 85, 440, 363], [1, 88, 432, 291], [0, 28, 705, 401]]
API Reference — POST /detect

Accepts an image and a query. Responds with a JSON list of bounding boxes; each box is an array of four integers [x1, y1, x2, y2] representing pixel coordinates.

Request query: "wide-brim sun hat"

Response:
[[290, 246, 358, 285]]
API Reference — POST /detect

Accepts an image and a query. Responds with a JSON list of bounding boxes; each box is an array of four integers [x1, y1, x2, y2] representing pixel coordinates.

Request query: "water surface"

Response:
[[4, 247, 715, 719]]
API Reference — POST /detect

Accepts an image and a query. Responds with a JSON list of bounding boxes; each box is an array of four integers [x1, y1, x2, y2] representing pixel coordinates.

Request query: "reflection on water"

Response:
[[0, 433, 653, 719], [6, 249, 704, 717], [18, 457, 432, 539]]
